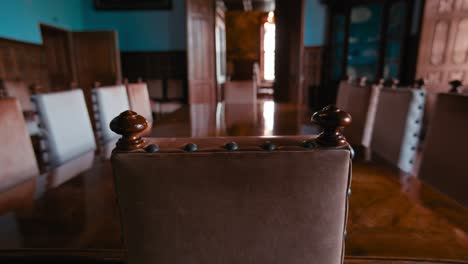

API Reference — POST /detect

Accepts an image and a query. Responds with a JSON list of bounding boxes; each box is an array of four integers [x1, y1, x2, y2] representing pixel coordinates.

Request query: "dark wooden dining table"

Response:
[[0, 102, 467, 264]]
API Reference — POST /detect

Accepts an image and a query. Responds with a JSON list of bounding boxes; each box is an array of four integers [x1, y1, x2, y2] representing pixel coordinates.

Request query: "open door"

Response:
[[72, 31, 122, 89], [186, 0, 217, 104]]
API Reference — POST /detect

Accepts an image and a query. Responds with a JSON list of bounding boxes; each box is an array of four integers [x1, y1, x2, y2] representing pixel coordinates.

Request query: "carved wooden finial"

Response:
[[449, 80, 462, 94], [312, 105, 352, 147], [110, 110, 149, 151]]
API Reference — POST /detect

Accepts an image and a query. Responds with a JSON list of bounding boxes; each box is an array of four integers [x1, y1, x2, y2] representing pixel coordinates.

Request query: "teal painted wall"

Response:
[[0, 0, 83, 44], [304, 0, 327, 47], [0, 0, 186, 51], [82, 0, 186, 52]]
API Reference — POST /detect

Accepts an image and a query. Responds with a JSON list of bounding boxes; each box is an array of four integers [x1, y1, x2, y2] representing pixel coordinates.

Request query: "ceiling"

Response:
[[223, 0, 275, 12]]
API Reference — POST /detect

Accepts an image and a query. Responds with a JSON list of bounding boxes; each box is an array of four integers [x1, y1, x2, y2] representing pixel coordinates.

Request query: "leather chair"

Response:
[[32, 89, 96, 167], [419, 93, 468, 207], [0, 80, 40, 136], [92, 85, 130, 144], [336, 80, 380, 148], [0, 98, 39, 192], [371, 88, 426, 173], [110, 106, 353, 264], [225, 81, 257, 104]]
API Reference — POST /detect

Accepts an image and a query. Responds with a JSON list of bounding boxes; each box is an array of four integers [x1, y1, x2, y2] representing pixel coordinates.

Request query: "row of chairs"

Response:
[[337, 78, 468, 207], [337, 78, 426, 173], [0, 80, 154, 181]]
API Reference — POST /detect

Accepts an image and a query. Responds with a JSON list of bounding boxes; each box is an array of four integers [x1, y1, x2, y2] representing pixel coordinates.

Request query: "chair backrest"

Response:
[[32, 89, 97, 167], [371, 88, 426, 173], [0, 80, 34, 112], [225, 81, 256, 104], [110, 106, 352, 264], [419, 93, 468, 207], [0, 98, 39, 191], [167, 79, 184, 100], [336, 81, 380, 147], [92, 85, 130, 143], [126, 82, 153, 124], [146, 79, 164, 100]]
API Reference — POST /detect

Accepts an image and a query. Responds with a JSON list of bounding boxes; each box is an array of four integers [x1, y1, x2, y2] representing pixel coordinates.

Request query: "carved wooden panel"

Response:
[[417, 0, 468, 85], [0, 38, 49, 89], [186, 0, 217, 104]]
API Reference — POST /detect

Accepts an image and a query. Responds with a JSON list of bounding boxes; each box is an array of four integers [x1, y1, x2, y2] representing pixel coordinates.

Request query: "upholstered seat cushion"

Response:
[[33, 89, 96, 167], [112, 136, 351, 264], [93, 85, 130, 142], [0, 98, 39, 191]]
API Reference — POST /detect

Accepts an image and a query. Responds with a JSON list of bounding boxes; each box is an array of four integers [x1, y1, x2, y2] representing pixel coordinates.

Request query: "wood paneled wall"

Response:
[[121, 51, 187, 81], [0, 38, 49, 88], [303, 46, 323, 108], [417, 0, 468, 85]]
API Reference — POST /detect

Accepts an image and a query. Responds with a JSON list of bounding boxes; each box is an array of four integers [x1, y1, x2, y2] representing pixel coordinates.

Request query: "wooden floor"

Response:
[[0, 102, 467, 263]]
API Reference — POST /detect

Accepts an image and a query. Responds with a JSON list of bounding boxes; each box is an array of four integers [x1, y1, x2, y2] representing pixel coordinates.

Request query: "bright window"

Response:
[[263, 12, 276, 81]]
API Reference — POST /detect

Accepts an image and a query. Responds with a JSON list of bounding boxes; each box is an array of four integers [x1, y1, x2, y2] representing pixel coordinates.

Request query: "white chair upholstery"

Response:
[[33, 89, 96, 167], [371, 88, 426, 173], [93, 85, 130, 143]]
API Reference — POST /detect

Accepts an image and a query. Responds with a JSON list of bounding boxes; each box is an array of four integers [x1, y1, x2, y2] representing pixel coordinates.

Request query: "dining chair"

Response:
[[371, 88, 426, 173], [225, 80, 257, 104], [32, 89, 96, 167], [0, 98, 39, 192], [110, 105, 353, 264], [125, 82, 153, 125], [0, 79, 40, 136], [419, 93, 468, 207], [336, 80, 380, 149], [92, 85, 130, 145]]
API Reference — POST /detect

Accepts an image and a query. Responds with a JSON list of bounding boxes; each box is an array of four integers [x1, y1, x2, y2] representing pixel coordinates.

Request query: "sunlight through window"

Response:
[[263, 12, 276, 81]]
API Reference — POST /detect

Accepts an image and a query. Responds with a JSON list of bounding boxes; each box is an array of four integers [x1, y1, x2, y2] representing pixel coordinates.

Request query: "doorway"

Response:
[[40, 24, 75, 92]]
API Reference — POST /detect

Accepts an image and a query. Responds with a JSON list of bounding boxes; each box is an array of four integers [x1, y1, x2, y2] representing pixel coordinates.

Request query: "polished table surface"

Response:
[[1, 103, 467, 263]]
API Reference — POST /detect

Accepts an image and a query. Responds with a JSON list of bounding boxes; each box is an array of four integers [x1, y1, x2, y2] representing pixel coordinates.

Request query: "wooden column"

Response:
[[274, 0, 305, 104]]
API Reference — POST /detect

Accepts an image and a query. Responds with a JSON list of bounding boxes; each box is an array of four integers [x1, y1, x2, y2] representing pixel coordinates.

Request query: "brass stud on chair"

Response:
[[145, 144, 160, 153], [224, 142, 239, 151], [261, 141, 277, 151], [110, 110, 149, 151], [312, 105, 352, 148], [184, 143, 198, 152]]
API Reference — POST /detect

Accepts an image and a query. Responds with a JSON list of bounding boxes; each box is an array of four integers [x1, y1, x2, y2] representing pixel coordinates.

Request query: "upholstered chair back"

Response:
[[0, 98, 39, 191], [110, 106, 353, 264], [371, 88, 426, 173], [0, 80, 34, 112], [92, 85, 130, 143], [225, 81, 257, 104], [167, 79, 185, 100], [32, 89, 96, 167], [336, 81, 380, 147], [126, 82, 153, 124], [146, 79, 164, 100], [419, 93, 468, 207]]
